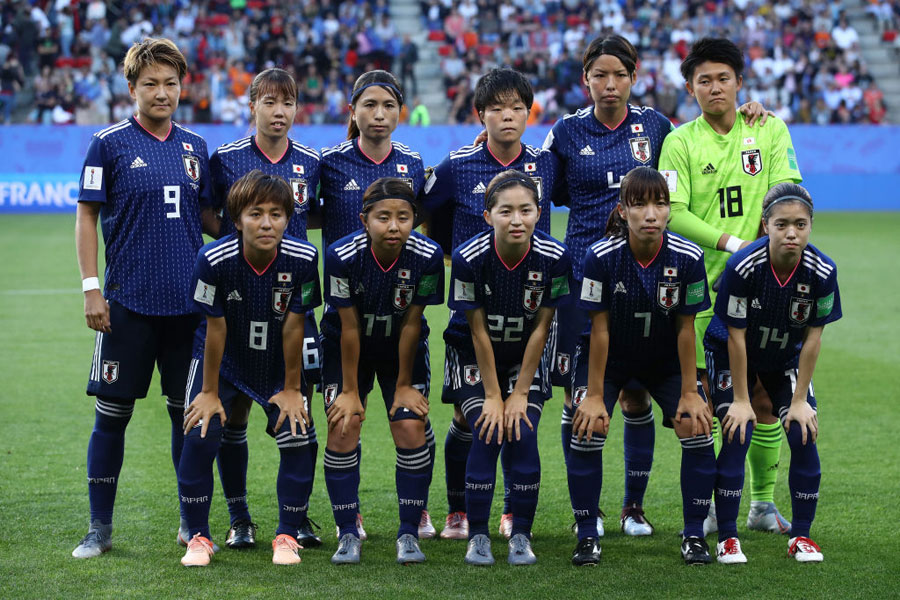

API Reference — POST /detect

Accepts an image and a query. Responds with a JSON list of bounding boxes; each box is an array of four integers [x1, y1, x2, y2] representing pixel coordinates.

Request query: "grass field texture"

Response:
[[0, 213, 898, 599]]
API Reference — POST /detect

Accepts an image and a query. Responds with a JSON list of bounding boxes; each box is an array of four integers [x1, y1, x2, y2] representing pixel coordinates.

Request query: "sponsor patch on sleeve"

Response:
[[454, 279, 475, 302], [727, 295, 747, 319], [330, 276, 350, 299], [580, 278, 602, 302], [301, 280, 316, 305], [816, 291, 834, 318], [660, 170, 677, 193], [194, 280, 216, 306], [417, 273, 439, 296], [787, 147, 798, 170], [551, 275, 570, 299], [83, 166, 103, 190], [685, 280, 705, 305]]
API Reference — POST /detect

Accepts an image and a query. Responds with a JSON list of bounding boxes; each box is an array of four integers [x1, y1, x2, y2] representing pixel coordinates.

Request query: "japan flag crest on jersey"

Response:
[[291, 178, 308, 209], [789, 297, 813, 325], [572, 386, 587, 406], [741, 149, 763, 176], [629, 137, 652, 163], [464, 365, 481, 385], [183, 154, 200, 181], [523, 283, 544, 313], [273, 287, 292, 315], [102, 360, 119, 384], [393, 283, 414, 311], [657, 282, 680, 310]]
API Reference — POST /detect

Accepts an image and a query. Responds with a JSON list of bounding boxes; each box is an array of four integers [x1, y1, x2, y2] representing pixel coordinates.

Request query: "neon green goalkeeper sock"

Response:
[[712, 417, 722, 456], [748, 422, 783, 503]]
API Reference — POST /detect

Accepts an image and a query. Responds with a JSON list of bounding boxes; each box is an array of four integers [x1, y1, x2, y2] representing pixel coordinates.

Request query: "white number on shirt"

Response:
[[164, 185, 181, 219]]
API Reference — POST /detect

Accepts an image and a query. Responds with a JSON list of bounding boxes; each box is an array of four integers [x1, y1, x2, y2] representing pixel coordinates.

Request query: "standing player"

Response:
[[205, 68, 323, 550], [445, 171, 572, 566], [420, 67, 558, 540], [178, 171, 321, 567], [659, 38, 803, 535], [567, 167, 715, 566], [318, 71, 433, 538], [704, 183, 840, 564], [72, 38, 216, 559], [321, 178, 444, 565]]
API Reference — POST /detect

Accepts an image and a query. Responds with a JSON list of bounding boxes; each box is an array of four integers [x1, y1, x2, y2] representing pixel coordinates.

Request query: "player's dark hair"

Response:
[[762, 182, 814, 222], [226, 169, 294, 226], [249, 68, 298, 107], [604, 166, 670, 238], [361, 177, 417, 218], [582, 35, 638, 76], [347, 70, 403, 140], [473, 67, 534, 119], [123, 37, 187, 85], [681, 37, 744, 83], [484, 170, 540, 212]]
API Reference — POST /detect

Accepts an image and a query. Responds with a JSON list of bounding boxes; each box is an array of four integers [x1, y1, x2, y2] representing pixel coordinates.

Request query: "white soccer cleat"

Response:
[[498, 513, 513, 539], [703, 504, 718, 536], [440, 511, 469, 540], [72, 521, 112, 559], [335, 513, 367, 541], [716, 537, 748, 564], [788, 536, 823, 563], [620, 504, 654, 536], [747, 501, 791, 534], [418, 510, 436, 539]]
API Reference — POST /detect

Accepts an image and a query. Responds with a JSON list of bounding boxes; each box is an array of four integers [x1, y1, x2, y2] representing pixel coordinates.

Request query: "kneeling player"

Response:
[[446, 170, 572, 566], [566, 167, 715, 566], [178, 171, 321, 567], [705, 183, 841, 564], [322, 178, 444, 565]]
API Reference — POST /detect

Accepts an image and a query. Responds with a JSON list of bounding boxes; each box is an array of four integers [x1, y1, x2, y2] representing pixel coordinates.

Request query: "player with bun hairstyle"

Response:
[[321, 178, 444, 565], [446, 170, 572, 566], [567, 166, 715, 566], [704, 183, 840, 564], [73, 37, 216, 559], [205, 67, 324, 551]]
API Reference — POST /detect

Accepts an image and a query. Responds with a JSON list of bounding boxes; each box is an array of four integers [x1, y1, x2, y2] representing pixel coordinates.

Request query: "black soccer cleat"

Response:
[[297, 516, 323, 548], [225, 519, 258, 549], [572, 537, 601, 566], [681, 536, 712, 565]]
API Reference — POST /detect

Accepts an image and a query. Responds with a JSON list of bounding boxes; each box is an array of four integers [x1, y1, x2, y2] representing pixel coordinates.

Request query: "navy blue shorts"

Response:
[[704, 347, 817, 423], [572, 343, 706, 428], [320, 335, 430, 422], [442, 342, 550, 409], [550, 292, 588, 390], [87, 301, 199, 400]]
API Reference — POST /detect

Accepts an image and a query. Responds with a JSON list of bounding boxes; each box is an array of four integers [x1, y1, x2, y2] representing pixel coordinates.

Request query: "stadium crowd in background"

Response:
[[0, 0, 894, 125]]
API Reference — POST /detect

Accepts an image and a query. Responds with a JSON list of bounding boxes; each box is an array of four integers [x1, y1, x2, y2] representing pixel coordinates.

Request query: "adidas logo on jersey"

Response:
[[130, 156, 148, 169], [579, 145, 595, 156], [344, 179, 361, 191], [702, 163, 717, 175], [751, 298, 762, 309], [472, 182, 486, 194], [227, 290, 243, 302], [614, 281, 627, 294]]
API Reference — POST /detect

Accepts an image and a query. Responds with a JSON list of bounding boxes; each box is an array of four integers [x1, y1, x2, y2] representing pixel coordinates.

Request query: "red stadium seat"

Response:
[[477, 44, 495, 56], [428, 30, 446, 42], [438, 44, 452, 56]]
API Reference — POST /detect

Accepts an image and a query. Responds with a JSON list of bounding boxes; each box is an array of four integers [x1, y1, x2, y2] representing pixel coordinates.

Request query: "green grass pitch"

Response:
[[0, 213, 897, 599]]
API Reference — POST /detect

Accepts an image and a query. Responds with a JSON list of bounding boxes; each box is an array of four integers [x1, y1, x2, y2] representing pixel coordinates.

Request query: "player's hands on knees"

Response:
[[474, 395, 504, 445], [84, 289, 111, 333], [270, 389, 309, 437], [784, 401, 818, 445], [184, 391, 226, 438], [572, 394, 610, 442], [675, 391, 713, 437], [390, 385, 429, 420], [721, 399, 757, 444], [738, 101, 775, 127], [327, 390, 365, 437], [503, 390, 533, 442]]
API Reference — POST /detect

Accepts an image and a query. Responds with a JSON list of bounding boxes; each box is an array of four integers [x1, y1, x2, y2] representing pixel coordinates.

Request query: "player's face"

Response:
[[251, 91, 297, 139], [583, 54, 635, 113], [350, 86, 400, 143], [484, 186, 540, 248], [686, 61, 742, 117], [480, 92, 528, 145], [763, 201, 811, 263], [128, 63, 181, 124], [619, 194, 669, 245], [360, 198, 414, 253], [236, 200, 288, 255]]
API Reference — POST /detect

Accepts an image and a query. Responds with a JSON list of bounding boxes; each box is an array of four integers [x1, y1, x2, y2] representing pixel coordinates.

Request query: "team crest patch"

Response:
[[657, 282, 680, 310], [324, 384, 338, 408], [393, 283, 414, 310], [716, 370, 733, 391], [464, 365, 482, 385], [741, 149, 763, 176], [789, 297, 813, 325], [629, 137, 652, 163], [523, 284, 544, 313], [182, 154, 200, 182], [556, 353, 570, 376], [573, 386, 587, 407], [273, 288, 292, 315], [291, 178, 308, 210], [400, 178, 414, 190], [101, 360, 119, 384]]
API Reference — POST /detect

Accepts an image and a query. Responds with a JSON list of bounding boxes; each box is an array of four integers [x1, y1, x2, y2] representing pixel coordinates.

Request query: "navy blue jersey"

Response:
[[446, 230, 572, 367], [578, 231, 710, 365], [78, 117, 212, 316], [543, 105, 673, 280], [191, 234, 321, 404], [210, 136, 321, 240], [707, 238, 841, 371], [321, 230, 444, 346], [421, 142, 558, 254], [319, 139, 425, 248]]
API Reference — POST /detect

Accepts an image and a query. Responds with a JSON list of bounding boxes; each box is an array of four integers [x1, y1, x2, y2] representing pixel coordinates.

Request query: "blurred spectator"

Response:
[[0, 55, 25, 124], [409, 96, 431, 126], [399, 35, 419, 96]]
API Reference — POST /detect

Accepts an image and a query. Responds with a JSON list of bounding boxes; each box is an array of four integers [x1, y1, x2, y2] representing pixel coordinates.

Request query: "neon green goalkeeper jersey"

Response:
[[658, 112, 802, 318]]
